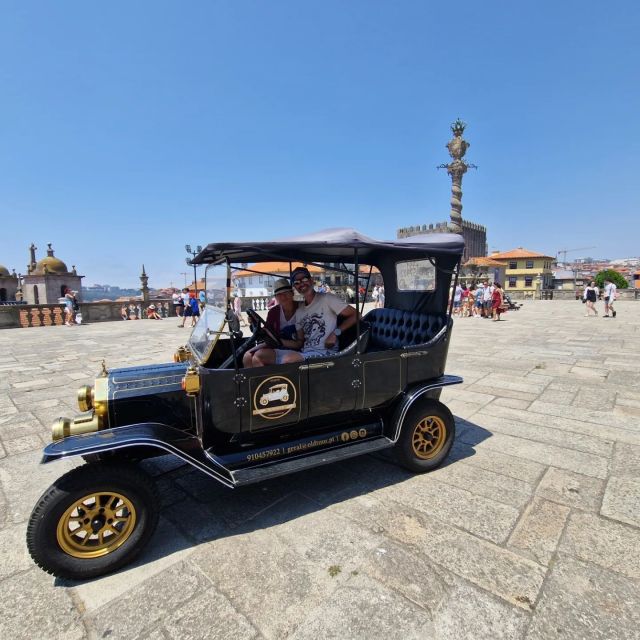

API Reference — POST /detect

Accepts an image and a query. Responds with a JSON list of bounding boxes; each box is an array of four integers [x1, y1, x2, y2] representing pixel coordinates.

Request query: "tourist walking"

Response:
[[491, 282, 504, 321], [603, 278, 617, 318], [483, 281, 493, 318], [63, 288, 75, 325], [172, 290, 184, 317], [377, 285, 385, 309], [474, 283, 484, 317], [583, 281, 598, 316], [453, 283, 463, 316]]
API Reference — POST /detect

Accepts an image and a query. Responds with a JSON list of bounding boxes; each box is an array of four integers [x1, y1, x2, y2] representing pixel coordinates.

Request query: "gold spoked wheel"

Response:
[[411, 415, 447, 460], [56, 492, 137, 559]]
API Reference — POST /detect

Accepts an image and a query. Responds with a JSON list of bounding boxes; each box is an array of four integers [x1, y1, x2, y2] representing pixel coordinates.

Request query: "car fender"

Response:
[[390, 374, 463, 442], [41, 422, 234, 488]]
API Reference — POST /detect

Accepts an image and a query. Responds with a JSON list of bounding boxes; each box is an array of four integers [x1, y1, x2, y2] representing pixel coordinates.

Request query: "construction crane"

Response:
[[556, 246, 596, 263]]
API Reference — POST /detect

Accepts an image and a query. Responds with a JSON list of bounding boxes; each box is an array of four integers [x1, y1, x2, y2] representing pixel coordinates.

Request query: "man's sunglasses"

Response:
[[293, 276, 311, 285]]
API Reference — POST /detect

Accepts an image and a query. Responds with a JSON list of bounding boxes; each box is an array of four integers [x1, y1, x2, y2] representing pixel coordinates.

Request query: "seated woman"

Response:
[[147, 304, 162, 320], [243, 278, 300, 367]]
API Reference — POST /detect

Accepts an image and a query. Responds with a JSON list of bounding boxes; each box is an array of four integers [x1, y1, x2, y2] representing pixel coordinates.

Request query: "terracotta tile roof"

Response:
[[490, 248, 555, 260], [232, 261, 325, 278], [464, 256, 505, 268]]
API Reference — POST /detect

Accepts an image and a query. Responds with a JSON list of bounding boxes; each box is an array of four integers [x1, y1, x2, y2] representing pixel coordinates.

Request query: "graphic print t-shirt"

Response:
[[295, 293, 347, 355]]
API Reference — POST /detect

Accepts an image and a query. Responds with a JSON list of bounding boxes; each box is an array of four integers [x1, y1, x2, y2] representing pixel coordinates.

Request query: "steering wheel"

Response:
[[246, 309, 283, 348]]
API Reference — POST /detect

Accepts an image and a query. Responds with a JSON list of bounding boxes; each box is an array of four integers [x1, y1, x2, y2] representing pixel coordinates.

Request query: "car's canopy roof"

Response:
[[192, 227, 464, 266]]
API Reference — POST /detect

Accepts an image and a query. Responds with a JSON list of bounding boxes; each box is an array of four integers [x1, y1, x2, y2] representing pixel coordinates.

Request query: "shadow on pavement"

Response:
[[56, 417, 492, 585]]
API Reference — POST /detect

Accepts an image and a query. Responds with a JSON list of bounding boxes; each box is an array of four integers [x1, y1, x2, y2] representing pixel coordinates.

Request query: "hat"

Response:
[[274, 278, 293, 295], [148, 304, 156, 309], [290, 266, 311, 284]]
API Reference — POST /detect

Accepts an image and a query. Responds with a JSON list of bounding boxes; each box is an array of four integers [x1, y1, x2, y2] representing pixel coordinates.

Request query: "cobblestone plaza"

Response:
[[0, 300, 638, 639]]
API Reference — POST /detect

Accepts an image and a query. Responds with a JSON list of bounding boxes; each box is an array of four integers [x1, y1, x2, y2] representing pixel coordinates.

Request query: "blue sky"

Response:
[[1, 1, 638, 288]]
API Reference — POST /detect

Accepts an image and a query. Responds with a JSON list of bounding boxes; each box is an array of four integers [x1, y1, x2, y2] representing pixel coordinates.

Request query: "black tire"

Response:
[[394, 399, 455, 473], [26, 463, 159, 580]]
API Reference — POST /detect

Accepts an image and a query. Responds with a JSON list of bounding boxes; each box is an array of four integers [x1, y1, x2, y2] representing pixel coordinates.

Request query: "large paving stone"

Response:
[[289, 572, 435, 640], [379, 474, 521, 543], [163, 588, 259, 640], [191, 527, 348, 638], [87, 560, 210, 639], [559, 511, 640, 579], [525, 554, 640, 640], [535, 467, 605, 512], [0, 569, 85, 640], [333, 494, 545, 609], [508, 498, 570, 566], [601, 476, 640, 527]]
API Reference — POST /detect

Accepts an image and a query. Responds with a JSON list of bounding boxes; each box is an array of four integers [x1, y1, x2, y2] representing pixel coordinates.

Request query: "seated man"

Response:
[[243, 278, 300, 367], [253, 267, 358, 366]]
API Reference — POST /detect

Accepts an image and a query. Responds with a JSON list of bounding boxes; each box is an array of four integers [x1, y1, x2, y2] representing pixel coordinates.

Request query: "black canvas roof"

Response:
[[192, 227, 464, 265]]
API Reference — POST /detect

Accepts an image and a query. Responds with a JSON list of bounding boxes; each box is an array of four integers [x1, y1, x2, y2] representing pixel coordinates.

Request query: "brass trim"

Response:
[[93, 377, 109, 429], [173, 345, 192, 363], [52, 411, 101, 441], [299, 361, 335, 371], [182, 367, 200, 396], [77, 385, 94, 412], [56, 491, 137, 559]]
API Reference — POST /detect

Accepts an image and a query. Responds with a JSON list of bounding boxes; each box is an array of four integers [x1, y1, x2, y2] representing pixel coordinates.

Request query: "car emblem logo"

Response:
[[252, 376, 297, 420]]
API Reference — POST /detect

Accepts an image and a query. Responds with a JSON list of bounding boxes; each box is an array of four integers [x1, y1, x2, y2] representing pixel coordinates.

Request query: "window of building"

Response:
[[525, 277, 533, 287], [526, 260, 534, 269], [509, 261, 517, 270], [508, 276, 517, 287]]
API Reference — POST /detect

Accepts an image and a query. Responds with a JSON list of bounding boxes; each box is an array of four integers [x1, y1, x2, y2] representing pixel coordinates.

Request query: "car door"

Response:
[[304, 354, 359, 420]]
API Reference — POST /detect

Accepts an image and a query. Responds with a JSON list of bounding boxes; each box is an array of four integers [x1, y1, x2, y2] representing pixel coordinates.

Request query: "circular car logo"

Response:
[[252, 376, 297, 420]]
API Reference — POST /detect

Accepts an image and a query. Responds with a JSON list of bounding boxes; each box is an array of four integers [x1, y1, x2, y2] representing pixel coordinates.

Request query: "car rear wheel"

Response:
[[27, 463, 159, 580], [394, 399, 455, 473]]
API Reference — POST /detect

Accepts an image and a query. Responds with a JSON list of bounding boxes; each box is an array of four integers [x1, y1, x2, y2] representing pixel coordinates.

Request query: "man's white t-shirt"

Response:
[[604, 282, 617, 300], [295, 293, 347, 356], [454, 285, 462, 302]]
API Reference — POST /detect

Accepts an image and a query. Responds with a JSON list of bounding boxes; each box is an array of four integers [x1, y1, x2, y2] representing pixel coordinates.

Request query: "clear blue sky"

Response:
[[1, 1, 638, 288]]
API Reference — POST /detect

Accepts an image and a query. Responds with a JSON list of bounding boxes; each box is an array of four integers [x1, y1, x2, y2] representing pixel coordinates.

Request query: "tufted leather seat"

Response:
[[363, 308, 447, 351]]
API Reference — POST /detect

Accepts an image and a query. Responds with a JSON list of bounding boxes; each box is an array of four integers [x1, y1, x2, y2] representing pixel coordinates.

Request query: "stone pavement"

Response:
[[0, 300, 638, 639]]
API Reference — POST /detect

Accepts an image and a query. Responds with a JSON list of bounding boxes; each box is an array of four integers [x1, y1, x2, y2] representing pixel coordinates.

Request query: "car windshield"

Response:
[[187, 264, 229, 363]]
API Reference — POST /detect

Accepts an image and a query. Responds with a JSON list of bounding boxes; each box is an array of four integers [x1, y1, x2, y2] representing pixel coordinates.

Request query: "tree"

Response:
[[594, 269, 627, 290]]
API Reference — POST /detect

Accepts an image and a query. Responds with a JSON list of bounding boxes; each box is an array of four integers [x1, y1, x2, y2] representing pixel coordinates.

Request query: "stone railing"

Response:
[[0, 299, 177, 329], [507, 289, 640, 301]]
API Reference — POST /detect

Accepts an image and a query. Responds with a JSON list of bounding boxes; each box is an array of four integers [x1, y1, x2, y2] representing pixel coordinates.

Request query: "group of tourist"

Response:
[[582, 278, 618, 318], [451, 281, 506, 321], [172, 288, 204, 327]]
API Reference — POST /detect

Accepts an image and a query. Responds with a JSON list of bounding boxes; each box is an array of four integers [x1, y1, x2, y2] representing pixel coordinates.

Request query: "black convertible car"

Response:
[[27, 228, 464, 579]]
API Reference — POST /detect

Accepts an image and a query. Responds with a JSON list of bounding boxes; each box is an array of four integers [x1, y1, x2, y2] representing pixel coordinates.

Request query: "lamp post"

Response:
[[185, 245, 202, 293]]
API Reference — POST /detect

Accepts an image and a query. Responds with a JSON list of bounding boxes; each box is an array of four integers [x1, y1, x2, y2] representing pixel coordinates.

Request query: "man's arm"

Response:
[[324, 305, 359, 348]]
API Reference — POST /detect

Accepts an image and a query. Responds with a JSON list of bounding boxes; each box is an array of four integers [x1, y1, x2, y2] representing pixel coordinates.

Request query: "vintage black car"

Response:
[[27, 228, 464, 579]]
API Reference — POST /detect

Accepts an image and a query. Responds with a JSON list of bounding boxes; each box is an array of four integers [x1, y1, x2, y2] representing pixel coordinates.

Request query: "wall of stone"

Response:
[[0, 299, 176, 329]]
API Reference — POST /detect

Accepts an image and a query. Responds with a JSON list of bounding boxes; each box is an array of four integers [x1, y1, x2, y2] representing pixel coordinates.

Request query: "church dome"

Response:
[[34, 244, 68, 275], [0, 264, 10, 277]]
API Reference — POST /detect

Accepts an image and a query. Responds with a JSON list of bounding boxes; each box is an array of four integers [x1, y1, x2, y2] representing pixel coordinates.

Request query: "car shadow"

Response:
[[55, 417, 493, 586]]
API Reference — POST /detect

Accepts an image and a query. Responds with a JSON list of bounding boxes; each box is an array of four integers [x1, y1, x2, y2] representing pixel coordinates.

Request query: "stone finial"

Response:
[[47, 243, 54, 257]]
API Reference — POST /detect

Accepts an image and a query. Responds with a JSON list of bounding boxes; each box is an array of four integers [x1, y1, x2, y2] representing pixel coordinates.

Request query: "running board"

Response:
[[228, 437, 394, 486]]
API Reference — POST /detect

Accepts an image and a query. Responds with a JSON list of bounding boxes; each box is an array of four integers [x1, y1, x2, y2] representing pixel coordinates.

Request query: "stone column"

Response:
[[140, 265, 149, 303], [438, 119, 476, 234]]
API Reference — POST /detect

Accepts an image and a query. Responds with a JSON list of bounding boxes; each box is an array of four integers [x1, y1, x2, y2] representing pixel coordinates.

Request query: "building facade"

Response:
[[489, 248, 554, 294]]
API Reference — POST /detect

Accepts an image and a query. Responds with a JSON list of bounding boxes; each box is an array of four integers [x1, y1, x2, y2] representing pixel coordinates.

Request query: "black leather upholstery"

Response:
[[364, 309, 447, 350]]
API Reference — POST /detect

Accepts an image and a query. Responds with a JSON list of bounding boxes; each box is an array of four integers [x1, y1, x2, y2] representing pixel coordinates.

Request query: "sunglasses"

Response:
[[293, 276, 311, 285]]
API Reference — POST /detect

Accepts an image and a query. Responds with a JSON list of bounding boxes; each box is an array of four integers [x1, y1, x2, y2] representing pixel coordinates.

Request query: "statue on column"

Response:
[[28, 243, 37, 274], [438, 119, 477, 234]]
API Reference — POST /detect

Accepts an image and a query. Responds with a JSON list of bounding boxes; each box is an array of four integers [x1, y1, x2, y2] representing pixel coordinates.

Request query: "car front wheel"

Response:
[[394, 399, 455, 473], [26, 463, 159, 580]]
